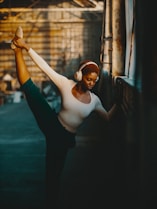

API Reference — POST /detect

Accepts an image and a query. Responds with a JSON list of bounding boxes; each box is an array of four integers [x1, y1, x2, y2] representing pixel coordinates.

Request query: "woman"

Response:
[[11, 26, 117, 209]]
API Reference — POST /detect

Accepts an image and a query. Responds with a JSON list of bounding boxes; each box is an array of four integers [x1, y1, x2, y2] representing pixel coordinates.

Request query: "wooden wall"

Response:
[[0, 5, 103, 86]]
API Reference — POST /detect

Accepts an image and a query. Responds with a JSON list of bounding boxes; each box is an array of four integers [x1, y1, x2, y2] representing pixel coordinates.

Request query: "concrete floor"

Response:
[[0, 99, 125, 209]]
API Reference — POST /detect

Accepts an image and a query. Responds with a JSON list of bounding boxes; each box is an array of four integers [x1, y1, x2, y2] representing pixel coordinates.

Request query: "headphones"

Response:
[[74, 61, 99, 82]]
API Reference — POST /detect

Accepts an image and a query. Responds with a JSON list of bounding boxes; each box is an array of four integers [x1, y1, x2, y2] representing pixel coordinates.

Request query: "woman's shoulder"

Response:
[[90, 92, 102, 103], [90, 91, 99, 99], [69, 79, 76, 85], [66, 77, 76, 87], [58, 77, 76, 92]]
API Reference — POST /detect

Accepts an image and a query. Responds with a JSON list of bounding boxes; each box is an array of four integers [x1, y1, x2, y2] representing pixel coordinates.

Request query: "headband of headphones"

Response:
[[78, 61, 99, 72], [74, 61, 99, 82]]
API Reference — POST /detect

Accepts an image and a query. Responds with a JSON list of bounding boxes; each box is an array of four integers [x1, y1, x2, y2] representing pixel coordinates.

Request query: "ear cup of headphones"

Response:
[[96, 76, 99, 82], [74, 70, 83, 81]]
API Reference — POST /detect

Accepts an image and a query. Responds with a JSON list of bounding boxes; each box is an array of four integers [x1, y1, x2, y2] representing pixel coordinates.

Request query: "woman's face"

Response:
[[81, 72, 98, 90]]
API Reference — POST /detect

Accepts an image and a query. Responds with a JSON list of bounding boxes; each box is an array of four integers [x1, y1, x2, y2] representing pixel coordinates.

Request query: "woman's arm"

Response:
[[28, 48, 66, 87], [95, 100, 118, 121], [106, 104, 118, 120], [13, 38, 67, 88]]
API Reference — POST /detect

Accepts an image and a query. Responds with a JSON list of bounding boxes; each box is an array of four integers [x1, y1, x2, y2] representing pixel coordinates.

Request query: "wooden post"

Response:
[[101, 0, 112, 74], [112, 0, 125, 77]]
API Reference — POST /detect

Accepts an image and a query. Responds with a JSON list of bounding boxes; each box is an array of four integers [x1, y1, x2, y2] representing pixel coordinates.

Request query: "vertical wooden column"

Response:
[[98, 0, 113, 108], [101, 0, 112, 74], [112, 0, 125, 77]]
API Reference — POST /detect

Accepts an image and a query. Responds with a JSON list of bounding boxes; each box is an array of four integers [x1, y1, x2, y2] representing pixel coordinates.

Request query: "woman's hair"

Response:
[[74, 60, 100, 81]]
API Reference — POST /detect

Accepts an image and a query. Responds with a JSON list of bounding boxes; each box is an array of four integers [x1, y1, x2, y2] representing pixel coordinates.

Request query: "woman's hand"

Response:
[[13, 38, 30, 51]]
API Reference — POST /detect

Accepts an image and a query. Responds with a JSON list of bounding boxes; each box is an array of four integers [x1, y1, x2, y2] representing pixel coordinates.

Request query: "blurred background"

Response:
[[0, 1, 157, 209]]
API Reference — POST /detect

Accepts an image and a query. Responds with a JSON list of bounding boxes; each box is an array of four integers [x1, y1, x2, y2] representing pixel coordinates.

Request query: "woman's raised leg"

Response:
[[14, 47, 31, 85]]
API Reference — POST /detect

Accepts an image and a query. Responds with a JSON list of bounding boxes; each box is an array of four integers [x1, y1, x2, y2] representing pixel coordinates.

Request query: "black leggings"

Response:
[[21, 78, 75, 208], [21, 78, 76, 145]]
